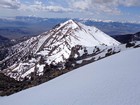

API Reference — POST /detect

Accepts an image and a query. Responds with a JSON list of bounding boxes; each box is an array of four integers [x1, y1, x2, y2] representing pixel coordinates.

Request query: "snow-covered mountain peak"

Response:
[[1, 20, 120, 81], [55, 19, 80, 32], [60, 19, 77, 26], [50, 19, 120, 47], [35, 20, 120, 64], [60, 19, 77, 25]]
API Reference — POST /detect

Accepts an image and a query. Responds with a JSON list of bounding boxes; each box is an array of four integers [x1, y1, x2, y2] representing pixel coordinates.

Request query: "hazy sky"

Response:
[[0, 0, 140, 22]]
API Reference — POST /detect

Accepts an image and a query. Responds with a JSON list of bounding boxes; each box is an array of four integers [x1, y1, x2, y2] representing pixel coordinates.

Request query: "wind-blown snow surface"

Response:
[[1, 48, 140, 105]]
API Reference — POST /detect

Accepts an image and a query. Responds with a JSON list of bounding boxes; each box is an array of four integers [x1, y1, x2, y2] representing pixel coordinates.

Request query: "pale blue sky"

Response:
[[0, 0, 140, 22]]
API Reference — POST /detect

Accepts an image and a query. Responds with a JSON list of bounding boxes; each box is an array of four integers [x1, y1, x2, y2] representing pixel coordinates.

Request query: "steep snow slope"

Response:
[[1, 48, 140, 105], [1, 20, 120, 81]]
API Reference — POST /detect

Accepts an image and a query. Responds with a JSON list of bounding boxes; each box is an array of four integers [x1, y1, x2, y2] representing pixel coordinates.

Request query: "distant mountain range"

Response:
[[0, 16, 140, 39]]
